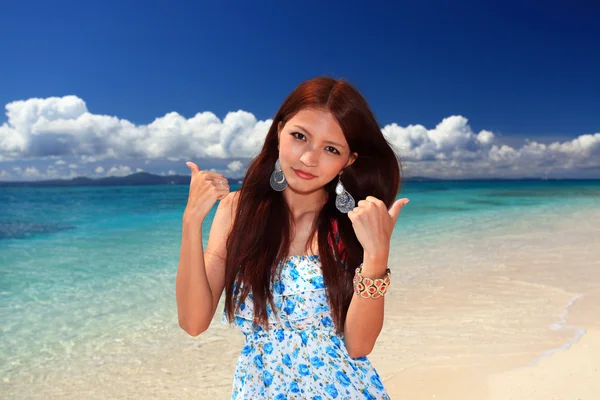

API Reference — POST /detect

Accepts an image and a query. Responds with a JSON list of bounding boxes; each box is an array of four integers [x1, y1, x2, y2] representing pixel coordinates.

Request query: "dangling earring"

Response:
[[335, 174, 355, 213], [270, 158, 288, 191]]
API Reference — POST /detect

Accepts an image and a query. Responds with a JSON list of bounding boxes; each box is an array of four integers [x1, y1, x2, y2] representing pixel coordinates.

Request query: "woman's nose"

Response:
[[300, 149, 318, 166]]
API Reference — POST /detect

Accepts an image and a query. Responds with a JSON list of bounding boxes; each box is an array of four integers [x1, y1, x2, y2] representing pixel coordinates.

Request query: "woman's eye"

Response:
[[292, 132, 340, 155]]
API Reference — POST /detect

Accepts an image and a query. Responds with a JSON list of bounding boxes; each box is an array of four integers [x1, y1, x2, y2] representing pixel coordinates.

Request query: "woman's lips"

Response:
[[293, 168, 317, 179]]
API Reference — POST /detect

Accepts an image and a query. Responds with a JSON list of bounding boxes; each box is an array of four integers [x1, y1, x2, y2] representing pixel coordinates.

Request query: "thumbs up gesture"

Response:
[[347, 196, 410, 265], [184, 161, 230, 221]]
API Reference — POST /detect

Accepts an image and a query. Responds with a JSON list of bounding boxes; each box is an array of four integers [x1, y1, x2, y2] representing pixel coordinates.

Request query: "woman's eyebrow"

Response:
[[292, 124, 347, 149]]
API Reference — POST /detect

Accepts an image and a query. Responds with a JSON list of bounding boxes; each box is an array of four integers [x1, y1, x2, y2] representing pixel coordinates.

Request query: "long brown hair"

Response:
[[223, 76, 403, 334]]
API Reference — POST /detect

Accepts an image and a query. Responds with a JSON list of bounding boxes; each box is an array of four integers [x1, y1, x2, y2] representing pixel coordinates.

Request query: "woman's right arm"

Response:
[[175, 161, 238, 336]]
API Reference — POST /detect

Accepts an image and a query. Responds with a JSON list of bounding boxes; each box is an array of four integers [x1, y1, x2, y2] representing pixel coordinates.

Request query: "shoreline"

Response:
[[519, 293, 586, 371]]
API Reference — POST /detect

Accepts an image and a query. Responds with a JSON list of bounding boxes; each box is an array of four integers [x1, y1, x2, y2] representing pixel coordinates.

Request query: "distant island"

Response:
[[0, 172, 591, 187], [0, 172, 209, 187]]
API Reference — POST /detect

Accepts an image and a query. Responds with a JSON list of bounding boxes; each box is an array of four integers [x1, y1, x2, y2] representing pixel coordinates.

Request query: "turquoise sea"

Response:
[[1, 180, 600, 383]]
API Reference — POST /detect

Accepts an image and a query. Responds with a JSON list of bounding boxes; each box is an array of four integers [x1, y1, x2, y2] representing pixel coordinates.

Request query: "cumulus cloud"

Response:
[[383, 116, 599, 178], [0, 95, 270, 162], [22, 166, 42, 178], [106, 164, 132, 177], [383, 116, 496, 162], [0, 95, 599, 179], [227, 160, 243, 173]]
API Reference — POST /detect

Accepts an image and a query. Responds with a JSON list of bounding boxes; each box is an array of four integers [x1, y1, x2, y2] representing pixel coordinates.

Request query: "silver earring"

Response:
[[335, 174, 355, 213], [270, 158, 288, 191]]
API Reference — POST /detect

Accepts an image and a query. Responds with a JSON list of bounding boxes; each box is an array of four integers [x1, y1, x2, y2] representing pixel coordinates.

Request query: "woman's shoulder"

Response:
[[227, 189, 241, 202]]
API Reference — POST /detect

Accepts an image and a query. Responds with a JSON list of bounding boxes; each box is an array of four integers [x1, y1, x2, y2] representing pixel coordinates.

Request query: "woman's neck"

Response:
[[283, 187, 328, 220]]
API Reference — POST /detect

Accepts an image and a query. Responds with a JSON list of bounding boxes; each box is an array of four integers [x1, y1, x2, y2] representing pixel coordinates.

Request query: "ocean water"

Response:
[[1, 180, 599, 382]]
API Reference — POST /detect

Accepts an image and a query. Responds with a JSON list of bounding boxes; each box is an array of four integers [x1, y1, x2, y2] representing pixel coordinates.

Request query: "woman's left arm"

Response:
[[343, 195, 410, 358]]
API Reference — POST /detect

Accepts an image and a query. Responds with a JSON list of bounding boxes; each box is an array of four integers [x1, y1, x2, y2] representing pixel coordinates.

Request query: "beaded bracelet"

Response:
[[352, 263, 392, 299]]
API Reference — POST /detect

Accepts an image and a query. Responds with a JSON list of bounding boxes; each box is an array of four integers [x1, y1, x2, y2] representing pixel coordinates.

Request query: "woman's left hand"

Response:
[[347, 196, 410, 262]]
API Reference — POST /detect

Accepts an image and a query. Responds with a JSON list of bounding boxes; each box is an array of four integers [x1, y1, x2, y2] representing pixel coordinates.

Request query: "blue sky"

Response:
[[0, 0, 599, 180]]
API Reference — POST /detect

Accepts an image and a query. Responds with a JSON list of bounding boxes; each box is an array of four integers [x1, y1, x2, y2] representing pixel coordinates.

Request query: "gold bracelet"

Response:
[[353, 263, 391, 299]]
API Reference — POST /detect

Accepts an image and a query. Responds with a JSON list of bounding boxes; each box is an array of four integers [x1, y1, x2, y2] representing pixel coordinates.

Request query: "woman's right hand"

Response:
[[183, 161, 230, 221]]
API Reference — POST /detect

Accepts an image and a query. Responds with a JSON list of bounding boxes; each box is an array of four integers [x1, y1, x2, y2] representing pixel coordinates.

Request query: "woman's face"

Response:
[[277, 108, 357, 192]]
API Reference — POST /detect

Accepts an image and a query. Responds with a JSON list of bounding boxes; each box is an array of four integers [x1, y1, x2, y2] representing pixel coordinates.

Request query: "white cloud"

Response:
[[106, 164, 132, 177], [46, 165, 60, 178], [227, 160, 243, 173], [80, 155, 98, 164], [383, 116, 496, 162], [22, 166, 42, 178], [0, 95, 272, 162], [0, 169, 10, 178], [381, 116, 600, 178], [0, 95, 598, 179]]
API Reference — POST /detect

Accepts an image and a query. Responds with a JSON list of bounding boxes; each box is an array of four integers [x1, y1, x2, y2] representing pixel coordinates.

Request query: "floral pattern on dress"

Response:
[[221, 254, 391, 399]]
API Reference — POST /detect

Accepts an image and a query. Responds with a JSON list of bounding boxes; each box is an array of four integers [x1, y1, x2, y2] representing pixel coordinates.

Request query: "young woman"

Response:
[[176, 76, 409, 399]]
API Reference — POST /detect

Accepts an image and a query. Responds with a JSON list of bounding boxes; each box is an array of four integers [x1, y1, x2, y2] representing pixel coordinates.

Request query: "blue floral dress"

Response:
[[221, 254, 391, 399]]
